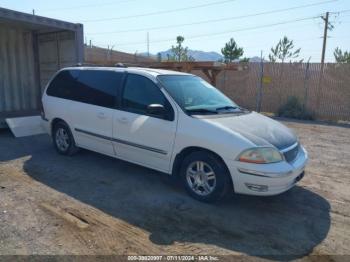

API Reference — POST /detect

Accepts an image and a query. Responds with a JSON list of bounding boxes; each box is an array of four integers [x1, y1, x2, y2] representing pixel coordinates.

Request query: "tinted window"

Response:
[[46, 70, 78, 99], [122, 74, 173, 119], [74, 70, 122, 108]]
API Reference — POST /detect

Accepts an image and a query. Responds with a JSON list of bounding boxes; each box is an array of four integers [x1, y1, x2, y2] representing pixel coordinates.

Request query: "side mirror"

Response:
[[147, 104, 166, 116]]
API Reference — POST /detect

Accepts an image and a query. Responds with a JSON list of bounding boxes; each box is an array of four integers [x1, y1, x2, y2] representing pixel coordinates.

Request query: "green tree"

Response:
[[334, 47, 350, 63], [221, 38, 244, 62], [269, 36, 301, 63], [168, 36, 194, 62], [157, 52, 162, 62], [240, 57, 250, 63]]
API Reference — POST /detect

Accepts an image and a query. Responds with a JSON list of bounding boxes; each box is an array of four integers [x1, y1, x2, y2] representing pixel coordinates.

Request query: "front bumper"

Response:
[[226, 146, 308, 196]]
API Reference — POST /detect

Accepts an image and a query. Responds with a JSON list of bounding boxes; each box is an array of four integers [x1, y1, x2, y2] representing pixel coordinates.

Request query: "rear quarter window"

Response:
[[46, 69, 124, 109], [74, 70, 123, 108], [46, 70, 78, 100]]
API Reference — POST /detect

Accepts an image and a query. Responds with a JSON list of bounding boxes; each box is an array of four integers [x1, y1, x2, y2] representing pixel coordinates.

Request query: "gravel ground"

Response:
[[0, 119, 349, 260]]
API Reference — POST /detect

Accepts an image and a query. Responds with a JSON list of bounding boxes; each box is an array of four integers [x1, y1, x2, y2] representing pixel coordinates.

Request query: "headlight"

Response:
[[237, 147, 283, 164]]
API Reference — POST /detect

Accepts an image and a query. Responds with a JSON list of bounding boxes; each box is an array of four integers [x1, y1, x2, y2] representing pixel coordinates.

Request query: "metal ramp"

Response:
[[5, 116, 46, 137]]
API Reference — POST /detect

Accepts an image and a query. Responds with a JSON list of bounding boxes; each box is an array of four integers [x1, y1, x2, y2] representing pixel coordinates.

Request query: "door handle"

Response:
[[118, 117, 129, 124], [97, 112, 107, 119]]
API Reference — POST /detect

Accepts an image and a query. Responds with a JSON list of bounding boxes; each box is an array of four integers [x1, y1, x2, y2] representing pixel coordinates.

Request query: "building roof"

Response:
[[0, 7, 82, 32]]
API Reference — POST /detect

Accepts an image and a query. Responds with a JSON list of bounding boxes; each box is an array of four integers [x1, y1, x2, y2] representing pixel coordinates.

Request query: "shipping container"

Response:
[[0, 7, 83, 127]]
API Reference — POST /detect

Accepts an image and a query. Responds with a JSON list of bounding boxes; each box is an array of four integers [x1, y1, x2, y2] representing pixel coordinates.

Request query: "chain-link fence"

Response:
[[193, 62, 350, 122]]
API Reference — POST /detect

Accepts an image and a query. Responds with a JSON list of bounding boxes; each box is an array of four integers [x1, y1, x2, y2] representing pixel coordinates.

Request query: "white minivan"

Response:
[[41, 66, 308, 202]]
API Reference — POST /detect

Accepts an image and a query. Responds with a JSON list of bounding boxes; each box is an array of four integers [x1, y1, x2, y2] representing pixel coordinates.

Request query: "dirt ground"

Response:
[[0, 119, 350, 260]]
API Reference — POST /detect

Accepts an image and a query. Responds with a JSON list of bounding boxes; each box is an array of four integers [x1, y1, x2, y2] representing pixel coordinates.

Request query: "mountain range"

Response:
[[141, 49, 265, 62], [159, 49, 223, 61], [141, 49, 222, 61]]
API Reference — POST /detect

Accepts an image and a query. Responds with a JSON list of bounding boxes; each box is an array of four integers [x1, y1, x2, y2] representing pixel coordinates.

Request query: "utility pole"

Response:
[[317, 12, 334, 114], [107, 45, 110, 61], [256, 50, 264, 112], [32, 9, 35, 15], [321, 12, 329, 66], [320, 12, 334, 66], [147, 32, 150, 57]]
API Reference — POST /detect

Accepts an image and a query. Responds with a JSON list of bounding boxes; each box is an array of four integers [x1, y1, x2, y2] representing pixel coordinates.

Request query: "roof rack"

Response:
[[70, 62, 129, 68], [75, 62, 100, 67], [114, 63, 127, 68]]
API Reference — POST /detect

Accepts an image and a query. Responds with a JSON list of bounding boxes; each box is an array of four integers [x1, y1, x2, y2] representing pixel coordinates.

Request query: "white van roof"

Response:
[[63, 66, 193, 77]]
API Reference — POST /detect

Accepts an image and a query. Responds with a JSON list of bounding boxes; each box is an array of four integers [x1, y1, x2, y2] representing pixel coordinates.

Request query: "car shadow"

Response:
[[0, 131, 331, 260]]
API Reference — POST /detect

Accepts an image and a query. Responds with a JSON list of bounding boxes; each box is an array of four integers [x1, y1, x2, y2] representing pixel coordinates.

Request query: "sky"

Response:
[[1, 0, 349, 62]]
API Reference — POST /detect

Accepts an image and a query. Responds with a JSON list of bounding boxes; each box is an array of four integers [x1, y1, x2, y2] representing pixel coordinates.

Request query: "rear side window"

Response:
[[46, 70, 78, 100], [46, 69, 123, 109], [74, 70, 123, 108]]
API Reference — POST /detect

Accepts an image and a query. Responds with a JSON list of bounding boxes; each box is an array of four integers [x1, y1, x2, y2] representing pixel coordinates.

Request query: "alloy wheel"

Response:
[[186, 161, 217, 196], [55, 128, 70, 152]]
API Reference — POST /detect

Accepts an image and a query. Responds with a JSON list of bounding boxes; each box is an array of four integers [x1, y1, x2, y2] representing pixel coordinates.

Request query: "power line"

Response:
[[93, 15, 319, 47], [228, 37, 321, 51], [330, 9, 350, 14], [100, 22, 319, 52], [132, 16, 320, 44], [337, 13, 350, 18], [39, 0, 137, 12], [81, 0, 238, 22], [162, 22, 321, 46], [88, 0, 336, 35], [331, 35, 350, 39]]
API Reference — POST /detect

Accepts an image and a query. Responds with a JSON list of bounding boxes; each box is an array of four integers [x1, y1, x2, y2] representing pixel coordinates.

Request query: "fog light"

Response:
[[245, 183, 268, 192]]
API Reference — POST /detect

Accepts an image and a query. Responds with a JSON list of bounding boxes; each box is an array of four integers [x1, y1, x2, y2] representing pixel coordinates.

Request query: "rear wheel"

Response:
[[52, 121, 78, 156], [180, 151, 232, 202]]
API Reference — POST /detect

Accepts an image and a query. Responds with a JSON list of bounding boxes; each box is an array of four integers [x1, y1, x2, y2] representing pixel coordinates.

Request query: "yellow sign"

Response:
[[262, 76, 272, 84]]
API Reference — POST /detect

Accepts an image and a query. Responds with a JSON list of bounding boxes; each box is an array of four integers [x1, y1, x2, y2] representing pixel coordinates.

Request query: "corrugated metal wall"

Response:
[[0, 24, 39, 113], [0, 26, 79, 115]]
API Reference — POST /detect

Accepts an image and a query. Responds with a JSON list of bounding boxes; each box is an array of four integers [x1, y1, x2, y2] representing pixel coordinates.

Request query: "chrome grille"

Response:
[[283, 143, 300, 163]]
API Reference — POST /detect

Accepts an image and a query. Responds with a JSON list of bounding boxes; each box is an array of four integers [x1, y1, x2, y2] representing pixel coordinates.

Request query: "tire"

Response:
[[180, 151, 232, 203], [52, 121, 79, 156]]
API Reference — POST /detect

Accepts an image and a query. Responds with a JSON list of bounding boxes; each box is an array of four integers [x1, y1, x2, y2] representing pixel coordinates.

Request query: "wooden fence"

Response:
[[193, 62, 350, 122], [85, 46, 154, 64]]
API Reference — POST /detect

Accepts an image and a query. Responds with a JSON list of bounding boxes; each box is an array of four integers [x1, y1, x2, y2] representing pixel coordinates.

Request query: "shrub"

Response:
[[277, 96, 314, 120]]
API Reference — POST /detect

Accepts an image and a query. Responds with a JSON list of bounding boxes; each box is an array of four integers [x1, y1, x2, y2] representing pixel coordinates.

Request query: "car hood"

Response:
[[203, 112, 297, 150]]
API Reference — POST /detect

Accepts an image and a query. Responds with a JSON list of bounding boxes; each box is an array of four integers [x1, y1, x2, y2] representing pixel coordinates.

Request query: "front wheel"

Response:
[[180, 151, 232, 202]]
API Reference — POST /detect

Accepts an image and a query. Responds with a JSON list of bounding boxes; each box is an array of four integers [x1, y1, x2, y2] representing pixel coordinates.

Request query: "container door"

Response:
[[38, 31, 77, 93]]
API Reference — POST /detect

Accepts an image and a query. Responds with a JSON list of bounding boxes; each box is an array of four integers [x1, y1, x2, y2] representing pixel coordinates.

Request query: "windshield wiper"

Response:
[[215, 106, 239, 111], [186, 108, 218, 115], [216, 106, 251, 114]]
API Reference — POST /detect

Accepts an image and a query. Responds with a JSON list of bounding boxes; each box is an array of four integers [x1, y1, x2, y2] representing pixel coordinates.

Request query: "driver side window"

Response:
[[121, 74, 173, 120]]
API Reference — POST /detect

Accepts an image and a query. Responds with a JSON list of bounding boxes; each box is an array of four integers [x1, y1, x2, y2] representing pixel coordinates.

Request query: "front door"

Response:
[[113, 74, 177, 173]]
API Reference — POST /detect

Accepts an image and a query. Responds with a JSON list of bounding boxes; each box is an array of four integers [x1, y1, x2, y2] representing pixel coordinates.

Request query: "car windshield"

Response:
[[158, 75, 241, 115]]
